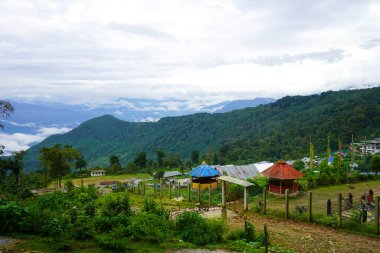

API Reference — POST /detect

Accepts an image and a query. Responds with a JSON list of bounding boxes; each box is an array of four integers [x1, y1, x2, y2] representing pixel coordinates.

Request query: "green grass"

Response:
[[51, 173, 152, 188]]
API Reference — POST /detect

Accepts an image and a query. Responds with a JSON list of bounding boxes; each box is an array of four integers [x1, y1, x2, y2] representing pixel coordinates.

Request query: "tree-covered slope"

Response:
[[23, 87, 380, 172]]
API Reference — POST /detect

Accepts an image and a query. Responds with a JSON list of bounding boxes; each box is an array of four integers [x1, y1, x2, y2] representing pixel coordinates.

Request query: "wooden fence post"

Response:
[[209, 183, 212, 206], [143, 181, 146, 196], [154, 181, 157, 198], [338, 193, 342, 228], [169, 180, 172, 199], [197, 183, 201, 203], [177, 181, 180, 197], [285, 189, 289, 219], [308, 192, 312, 222], [222, 181, 226, 209], [188, 182, 191, 201], [264, 224, 268, 253], [263, 188, 267, 214], [160, 178, 163, 198], [375, 196, 379, 235]]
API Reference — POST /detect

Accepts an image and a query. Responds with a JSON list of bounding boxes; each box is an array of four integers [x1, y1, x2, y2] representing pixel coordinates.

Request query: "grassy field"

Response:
[[50, 173, 152, 188]]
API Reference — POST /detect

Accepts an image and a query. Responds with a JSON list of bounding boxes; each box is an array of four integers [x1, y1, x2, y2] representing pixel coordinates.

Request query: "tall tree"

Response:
[[338, 138, 342, 170], [190, 150, 199, 164], [326, 135, 331, 166], [156, 148, 165, 168], [309, 140, 314, 170], [9, 151, 26, 188], [75, 154, 87, 173], [39, 144, 80, 188], [0, 100, 14, 155], [134, 151, 147, 168], [109, 155, 120, 167], [370, 154, 380, 176]]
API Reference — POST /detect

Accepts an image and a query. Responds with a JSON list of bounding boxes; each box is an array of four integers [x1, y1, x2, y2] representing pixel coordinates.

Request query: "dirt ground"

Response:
[[228, 214, 380, 253]]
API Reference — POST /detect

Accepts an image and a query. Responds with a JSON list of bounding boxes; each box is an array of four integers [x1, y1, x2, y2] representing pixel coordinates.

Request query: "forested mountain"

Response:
[[23, 87, 380, 172]]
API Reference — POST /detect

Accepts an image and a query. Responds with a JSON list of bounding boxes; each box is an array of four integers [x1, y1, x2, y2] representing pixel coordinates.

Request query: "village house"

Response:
[[90, 169, 106, 177], [359, 138, 380, 155]]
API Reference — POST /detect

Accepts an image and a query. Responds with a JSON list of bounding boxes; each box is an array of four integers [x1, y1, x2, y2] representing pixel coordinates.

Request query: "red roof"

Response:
[[261, 160, 304, 180]]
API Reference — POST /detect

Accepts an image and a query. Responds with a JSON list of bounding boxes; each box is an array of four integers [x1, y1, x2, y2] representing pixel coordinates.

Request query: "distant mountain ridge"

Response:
[[22, 87, 380, 172], [3, 97, 275, 135], [214, 98, 277, 113]]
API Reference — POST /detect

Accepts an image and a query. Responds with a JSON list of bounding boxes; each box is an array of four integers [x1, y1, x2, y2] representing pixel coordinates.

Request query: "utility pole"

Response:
[[364, 136, 367, 173]]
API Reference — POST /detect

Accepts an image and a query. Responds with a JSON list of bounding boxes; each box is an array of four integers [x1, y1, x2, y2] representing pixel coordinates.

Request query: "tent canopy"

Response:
[[189, 161, 221, 178], [262, 160, 304, 180]]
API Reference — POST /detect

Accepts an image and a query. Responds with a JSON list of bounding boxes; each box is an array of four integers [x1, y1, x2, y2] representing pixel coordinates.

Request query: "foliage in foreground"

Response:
[[0, 188, 277, 252]]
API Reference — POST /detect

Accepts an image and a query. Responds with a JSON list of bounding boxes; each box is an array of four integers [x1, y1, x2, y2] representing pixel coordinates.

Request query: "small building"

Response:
[[262, 160, 304, 195], [359, 138, 380, 155], [98, 181, 118, 189], [215, 164, 259, 180], [163, 171, 182, 179], [189, 161, 221, 190], [91, 169, 106, 177]]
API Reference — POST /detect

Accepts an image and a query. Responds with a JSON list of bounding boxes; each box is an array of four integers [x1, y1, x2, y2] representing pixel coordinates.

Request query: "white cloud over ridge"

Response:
[[0, 0, 379, 106], [0, 127, 71, 154]]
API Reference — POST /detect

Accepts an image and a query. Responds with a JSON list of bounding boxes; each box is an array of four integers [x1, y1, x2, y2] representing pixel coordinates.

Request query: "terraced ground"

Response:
[[227, 210, 380, 253]]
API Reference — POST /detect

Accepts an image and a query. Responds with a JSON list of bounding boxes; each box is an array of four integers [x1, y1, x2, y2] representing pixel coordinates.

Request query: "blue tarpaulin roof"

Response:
[[189, 161, 221, 178]]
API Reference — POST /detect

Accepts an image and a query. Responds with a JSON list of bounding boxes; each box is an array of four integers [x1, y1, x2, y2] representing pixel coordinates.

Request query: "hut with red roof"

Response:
[[261, 160, 304, 194]]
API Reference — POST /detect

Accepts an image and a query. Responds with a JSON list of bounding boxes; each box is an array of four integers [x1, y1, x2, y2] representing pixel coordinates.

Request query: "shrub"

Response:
[[127, 212, 174, 242], [0, 201, 31, 233], [142, 198, 170, 219], [102, 194, 132, 217], [175, 211, 225, 245]]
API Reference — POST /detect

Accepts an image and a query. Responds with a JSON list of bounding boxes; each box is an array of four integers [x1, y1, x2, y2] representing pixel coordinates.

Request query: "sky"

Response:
[[1, 0, 380, 107]]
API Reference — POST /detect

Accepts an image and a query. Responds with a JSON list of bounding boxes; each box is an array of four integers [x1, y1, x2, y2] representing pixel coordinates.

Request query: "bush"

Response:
[[102, 194, 132, 217], [175, 211, 225, 245], [127, 212, 174, 242], [142, 198, 170, 219], [0, 201, 32, 233]]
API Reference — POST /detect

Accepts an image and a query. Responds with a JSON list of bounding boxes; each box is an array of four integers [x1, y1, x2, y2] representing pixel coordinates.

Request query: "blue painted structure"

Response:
[[189, 162, 221, 178]]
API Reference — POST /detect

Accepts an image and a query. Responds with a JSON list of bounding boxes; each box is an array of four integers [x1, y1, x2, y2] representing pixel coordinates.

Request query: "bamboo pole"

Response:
[[308, 192, 312, 222], [209, 183, 212, 206], [177, 181, 180, 197], [169, 180, 172, 199], [160, 178, 163, 198], [285, 189, 289, 219], [375, 196, 379, 235], [263, 188, 267, 214], [197, 183, 201, 203]]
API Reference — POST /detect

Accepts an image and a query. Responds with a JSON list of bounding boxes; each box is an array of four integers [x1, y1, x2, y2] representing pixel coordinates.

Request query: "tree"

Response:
[[9, 151, 26, 188], [0, 100, 14, 155], [75, 154, 87, 173], [293, 160, 305, 171], [134, 151, 147, 168], [39, 144, 80, 188], [370, 154, 380, 176], [0, 100, 14, 129], [165, 153, 182, 168], [109, 155, 120, 167], [156, 148, 165, 168], [190, 150, 199, 164]]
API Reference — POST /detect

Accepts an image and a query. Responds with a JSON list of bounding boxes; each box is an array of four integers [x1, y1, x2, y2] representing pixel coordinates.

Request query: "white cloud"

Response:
[[0, 127, 71, 154], [0, 0, 379, 105]]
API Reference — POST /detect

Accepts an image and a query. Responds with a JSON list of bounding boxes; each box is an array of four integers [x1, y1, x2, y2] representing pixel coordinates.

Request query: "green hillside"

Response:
[[23, 87, 380, 172]]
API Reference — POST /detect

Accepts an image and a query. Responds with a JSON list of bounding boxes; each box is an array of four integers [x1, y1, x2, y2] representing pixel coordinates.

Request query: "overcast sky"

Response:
[[1, 0, 380, 106]]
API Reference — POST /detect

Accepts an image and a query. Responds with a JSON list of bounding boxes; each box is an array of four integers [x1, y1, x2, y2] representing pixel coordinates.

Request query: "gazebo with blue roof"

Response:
[[189, 161, 221, 191]]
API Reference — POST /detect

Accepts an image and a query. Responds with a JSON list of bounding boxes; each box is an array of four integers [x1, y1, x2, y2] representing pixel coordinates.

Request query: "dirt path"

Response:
[[228, 214, 380, 253]]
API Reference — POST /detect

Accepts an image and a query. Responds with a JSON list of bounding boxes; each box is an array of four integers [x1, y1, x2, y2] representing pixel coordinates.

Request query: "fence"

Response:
[[259, 188, 380, 235]]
